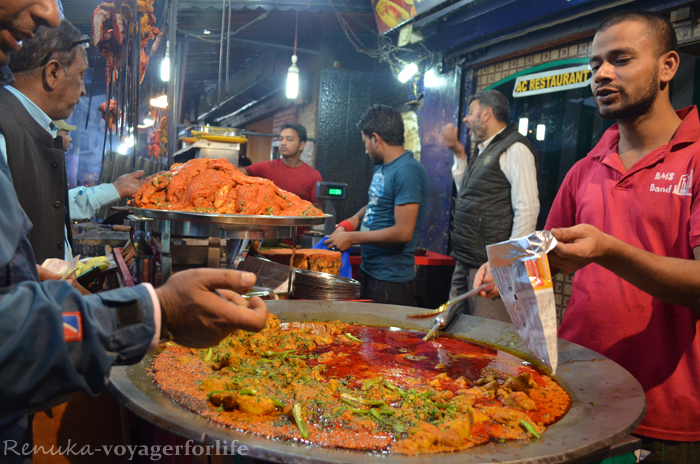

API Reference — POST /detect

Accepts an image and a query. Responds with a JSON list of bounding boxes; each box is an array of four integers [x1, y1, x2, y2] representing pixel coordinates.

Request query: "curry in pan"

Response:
[[152, 315, 571, 454]]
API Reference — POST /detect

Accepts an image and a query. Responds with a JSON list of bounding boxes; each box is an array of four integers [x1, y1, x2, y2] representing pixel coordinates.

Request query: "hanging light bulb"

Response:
[[150, 95, 168, 108], [398, 63, 418, 83], [286, 12, 300, 100], [161, 41, 170, 82], [286, 55, 299, 99]]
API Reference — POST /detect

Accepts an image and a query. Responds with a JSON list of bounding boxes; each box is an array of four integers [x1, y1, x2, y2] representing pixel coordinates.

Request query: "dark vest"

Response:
[[450, 125, 538, 267], [0, 87, 73, 264]]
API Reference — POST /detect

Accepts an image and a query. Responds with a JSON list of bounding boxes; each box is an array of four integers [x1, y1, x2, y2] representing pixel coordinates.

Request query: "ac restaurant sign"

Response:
[[512, 64, 591, 97]]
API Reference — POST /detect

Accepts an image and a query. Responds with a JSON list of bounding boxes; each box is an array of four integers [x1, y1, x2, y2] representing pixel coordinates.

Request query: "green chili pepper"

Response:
[[341, 397, 360, 408], [383, 380, 407, 396], [239, 388, 257, 395], [271, 398, 285, 408], [263, 349, 296, 358], [349, 409, 370, 415], [369, 408, 392, 425], [292, 403, 309, 439], [426, 399, 450, 409], [204, 347, 213, 362], [519, 419, 541, 439], [340, 393, 385, 406], [344, 333, 363, 343]]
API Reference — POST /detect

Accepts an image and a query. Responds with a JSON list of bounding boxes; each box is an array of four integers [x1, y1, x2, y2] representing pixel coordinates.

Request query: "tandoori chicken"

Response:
[[131, 158, 323, 217]]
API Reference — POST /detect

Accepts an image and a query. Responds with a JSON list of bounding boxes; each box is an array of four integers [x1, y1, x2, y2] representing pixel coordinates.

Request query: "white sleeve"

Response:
[[452, 154, 467, 193], [69, 183, 121, 221], [499, 142, 539, 239]]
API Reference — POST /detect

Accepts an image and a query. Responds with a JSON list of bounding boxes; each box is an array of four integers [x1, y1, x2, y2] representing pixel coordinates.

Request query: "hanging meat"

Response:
[[93, 0, 160, 82], [98, 99, 118, 130], [93, 0, 161, 101]]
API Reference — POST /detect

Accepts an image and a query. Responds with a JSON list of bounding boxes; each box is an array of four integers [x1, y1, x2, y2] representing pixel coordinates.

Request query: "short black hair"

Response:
[[356, 104, 404, 146], [280, 122, 307, 143], [597, 10, 677, 56], [8, 19, 84, 76], [469, 90, 509, 123]]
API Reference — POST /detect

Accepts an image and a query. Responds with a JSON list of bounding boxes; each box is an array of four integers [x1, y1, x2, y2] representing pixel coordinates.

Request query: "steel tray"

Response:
[[131, 207, 330, 227]]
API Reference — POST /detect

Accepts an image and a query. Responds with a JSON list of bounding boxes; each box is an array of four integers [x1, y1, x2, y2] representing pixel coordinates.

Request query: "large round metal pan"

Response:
[[107, 300, 646, 463], [130, 207, 330, 227]]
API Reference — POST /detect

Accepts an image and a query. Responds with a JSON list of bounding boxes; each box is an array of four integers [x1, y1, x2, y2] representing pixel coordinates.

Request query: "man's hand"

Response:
[[113, 170, 146, 199], [36, 265, 90, 295], [155, 269, 269, 348], [473, 262, 501, 299], [325, 228, 353, 252], [440, 123, 465, 157], [549, 224, 613, 274]]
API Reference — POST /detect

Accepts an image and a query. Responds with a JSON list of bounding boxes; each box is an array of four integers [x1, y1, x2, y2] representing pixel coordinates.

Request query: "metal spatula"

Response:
[[407, 283, 492, 319], [417, 283, 493, 341]]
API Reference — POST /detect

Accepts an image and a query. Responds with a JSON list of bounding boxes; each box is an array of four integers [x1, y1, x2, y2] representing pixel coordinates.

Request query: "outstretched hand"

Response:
[[156, 269, 269, 348], [113, 170, 146, 198], [549, 224, 613, 274]]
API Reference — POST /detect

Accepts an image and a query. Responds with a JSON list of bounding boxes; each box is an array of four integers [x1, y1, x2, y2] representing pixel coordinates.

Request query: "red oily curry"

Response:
[[152, 315, 571, 454]]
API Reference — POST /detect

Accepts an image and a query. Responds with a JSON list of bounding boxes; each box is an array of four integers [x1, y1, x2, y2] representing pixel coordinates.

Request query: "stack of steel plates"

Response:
[[290, 268, 361, 301]]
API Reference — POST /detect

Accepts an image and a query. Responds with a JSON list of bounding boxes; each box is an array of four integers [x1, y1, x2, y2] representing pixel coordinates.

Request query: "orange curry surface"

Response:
[[152, 315, 571, 454], [131, 158, 323, 216]]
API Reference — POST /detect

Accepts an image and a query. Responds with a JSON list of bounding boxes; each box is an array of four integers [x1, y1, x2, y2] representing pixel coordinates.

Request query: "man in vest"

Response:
[[1, 19, 146, 264], [443, 90, 539, 322]]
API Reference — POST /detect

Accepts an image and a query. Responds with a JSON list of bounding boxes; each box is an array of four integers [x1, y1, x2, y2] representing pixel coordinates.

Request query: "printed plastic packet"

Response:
[[486, 230, 559, 374]]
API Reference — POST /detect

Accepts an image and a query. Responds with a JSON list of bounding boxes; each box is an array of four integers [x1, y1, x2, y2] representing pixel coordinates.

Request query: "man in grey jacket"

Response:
[[441, 90, 539, 322]]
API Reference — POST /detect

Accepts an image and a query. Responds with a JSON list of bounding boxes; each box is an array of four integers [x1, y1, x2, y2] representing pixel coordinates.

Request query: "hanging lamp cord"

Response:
[[294, 11, 298, 56]]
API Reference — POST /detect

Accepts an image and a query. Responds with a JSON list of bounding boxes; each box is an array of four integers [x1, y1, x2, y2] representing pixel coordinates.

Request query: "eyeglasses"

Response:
[[39, 35, 91, 67], [71, 35, 90, 49]]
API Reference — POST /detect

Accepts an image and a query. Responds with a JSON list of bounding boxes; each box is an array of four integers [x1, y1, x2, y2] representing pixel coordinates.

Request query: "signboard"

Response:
[[512, 64, 591, 98]]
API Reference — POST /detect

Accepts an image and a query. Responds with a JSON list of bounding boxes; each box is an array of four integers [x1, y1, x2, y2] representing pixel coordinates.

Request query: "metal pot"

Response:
[[107, 300, 645, 463]]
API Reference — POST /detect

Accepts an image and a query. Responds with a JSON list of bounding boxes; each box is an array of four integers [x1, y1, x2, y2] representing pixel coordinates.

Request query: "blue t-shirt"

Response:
[[360, 151, 430, 282]]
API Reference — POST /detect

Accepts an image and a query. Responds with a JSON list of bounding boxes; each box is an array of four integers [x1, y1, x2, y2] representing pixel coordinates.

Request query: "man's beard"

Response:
[[597, 66, 659, 122]]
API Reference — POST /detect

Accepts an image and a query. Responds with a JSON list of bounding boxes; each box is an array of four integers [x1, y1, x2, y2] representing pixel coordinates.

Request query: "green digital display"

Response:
[[317, 182, 348, 200]]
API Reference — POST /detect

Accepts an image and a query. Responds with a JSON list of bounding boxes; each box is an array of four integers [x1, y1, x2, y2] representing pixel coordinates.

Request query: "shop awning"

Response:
[[177, 0, 373, 14]]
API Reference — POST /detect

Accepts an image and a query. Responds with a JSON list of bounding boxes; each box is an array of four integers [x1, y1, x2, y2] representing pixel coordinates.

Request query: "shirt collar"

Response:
[[5, 86, 59, 138], [589, 106, 700, 162], [477, 126, 507, 152]]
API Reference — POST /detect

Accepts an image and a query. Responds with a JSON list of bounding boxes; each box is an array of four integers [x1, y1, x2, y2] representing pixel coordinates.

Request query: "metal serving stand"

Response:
[[108, 301, 646, 464], [129, 207, 329, 282]]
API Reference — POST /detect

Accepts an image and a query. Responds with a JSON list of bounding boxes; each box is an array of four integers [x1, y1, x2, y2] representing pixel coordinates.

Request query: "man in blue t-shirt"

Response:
[[326, 104, 430, 306]]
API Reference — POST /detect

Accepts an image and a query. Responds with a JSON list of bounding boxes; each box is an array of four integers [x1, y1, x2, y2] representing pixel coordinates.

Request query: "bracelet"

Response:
[[338, 220, 354, 232]]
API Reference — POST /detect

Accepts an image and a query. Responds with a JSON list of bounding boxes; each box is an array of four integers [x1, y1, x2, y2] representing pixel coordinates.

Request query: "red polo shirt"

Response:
[[246, 159, 322, 203], [546, 106, 700, 442]]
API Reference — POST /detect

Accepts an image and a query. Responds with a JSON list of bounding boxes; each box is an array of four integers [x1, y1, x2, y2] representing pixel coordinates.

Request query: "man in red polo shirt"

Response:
[[476, 11, 700, 463], [242, 122, 322, 205]]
